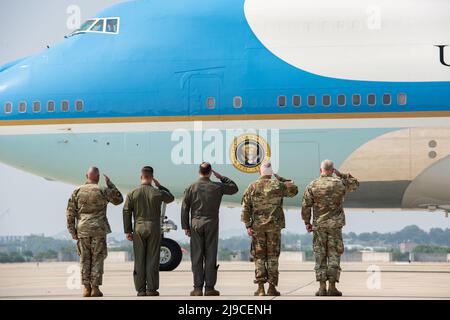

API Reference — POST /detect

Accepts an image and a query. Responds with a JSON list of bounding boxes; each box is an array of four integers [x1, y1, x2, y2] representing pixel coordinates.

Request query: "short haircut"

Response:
[[87, 166, 99, 175], [199, 162, 212, 175], [321, 160, 334, 171], [141, 166, 154, 177]]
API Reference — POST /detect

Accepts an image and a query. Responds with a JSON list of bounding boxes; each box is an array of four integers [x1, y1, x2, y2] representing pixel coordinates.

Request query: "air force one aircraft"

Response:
[[1, 0, 450, 212]]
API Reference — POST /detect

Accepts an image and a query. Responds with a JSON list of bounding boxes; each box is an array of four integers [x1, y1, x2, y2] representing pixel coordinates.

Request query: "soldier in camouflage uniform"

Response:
[[66, 167, 123, 297], [241, 162, 298, 296], [301, 160, 359, 296]]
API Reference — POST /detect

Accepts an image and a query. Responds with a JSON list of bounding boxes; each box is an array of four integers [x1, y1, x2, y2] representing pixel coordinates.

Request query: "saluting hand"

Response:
[[333, 169, 342, 178], [103, 174, 111, 185], [153, 178, 161, 188], [212, 170, 222, 180], [285, 181, 294, 188]]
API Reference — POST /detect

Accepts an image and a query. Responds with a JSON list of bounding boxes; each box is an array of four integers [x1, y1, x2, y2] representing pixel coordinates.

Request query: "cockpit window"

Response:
[[106, 19, 119, 33], [70, 17, 120, 36], [76, 19, 96, 33], [90, 19, 104, 32]]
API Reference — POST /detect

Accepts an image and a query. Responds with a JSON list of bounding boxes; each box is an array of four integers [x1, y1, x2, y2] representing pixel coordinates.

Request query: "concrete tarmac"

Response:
[[0, 261, 449, 300]]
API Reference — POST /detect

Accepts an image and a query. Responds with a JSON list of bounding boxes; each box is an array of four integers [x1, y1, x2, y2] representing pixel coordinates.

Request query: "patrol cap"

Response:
[[260, 161, 273, 176]]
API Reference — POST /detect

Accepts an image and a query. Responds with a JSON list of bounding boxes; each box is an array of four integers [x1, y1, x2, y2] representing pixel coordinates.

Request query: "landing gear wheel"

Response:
[[159, 238, 182, 271]]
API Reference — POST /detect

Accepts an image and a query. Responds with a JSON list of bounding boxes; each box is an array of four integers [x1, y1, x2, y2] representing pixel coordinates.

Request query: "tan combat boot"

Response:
[[190, 287, 203, 296], [82, 285, 91, 298], [267, 284, 280, 296], [327, 281, 342, 296], [315, 281, 328, 296], [254, 283, 266, 296], [91, 286, 104, 297]]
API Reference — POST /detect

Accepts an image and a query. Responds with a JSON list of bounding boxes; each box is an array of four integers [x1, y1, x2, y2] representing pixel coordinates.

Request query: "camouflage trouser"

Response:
[[77, 237, 107, 286], [313, 227, 344, 282], [251, 229, 281, 286]]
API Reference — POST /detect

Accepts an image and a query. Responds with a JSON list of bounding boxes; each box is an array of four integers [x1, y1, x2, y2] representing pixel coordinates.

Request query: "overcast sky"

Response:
[[0, 0, 449, 238]]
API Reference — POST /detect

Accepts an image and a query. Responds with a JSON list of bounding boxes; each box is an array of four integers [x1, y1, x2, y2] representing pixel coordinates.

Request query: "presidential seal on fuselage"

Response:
[[230, 134, 271, 173]]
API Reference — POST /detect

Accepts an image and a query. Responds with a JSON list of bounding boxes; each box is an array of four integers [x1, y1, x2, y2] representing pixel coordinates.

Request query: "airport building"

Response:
[[400, 242, 418, 253]]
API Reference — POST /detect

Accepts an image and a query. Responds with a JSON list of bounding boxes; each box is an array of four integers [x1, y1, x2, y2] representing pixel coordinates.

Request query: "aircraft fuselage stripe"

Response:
[[1, 111, 450, 126]]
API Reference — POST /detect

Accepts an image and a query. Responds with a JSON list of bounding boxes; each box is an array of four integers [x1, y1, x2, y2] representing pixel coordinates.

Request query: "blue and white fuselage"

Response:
[[1, 0, 450, 210]]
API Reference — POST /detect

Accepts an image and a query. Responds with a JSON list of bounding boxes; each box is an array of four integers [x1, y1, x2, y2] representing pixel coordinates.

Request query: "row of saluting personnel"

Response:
[[66, 160, 358, 297]]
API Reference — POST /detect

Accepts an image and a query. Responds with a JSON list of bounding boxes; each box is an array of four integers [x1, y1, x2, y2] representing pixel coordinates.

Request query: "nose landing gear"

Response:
[[160, 237, 183, 271], [159, 203, 183, 271]]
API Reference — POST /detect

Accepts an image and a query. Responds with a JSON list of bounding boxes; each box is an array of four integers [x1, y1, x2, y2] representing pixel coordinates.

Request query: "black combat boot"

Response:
[[204, 287, 220, 296], [190, 287, 203, 296]]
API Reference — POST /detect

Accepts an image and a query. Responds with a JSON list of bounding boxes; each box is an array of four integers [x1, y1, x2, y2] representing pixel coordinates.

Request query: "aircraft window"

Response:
[[79, 20, 96, 32], [292, 95, 301, 107], [383, 93, 392, 105], [19, 101, 27, 113], [47, 101, 55, 112], [322, 95, 331, 107], [206, 97, 216, 109], [398, 93, 407, 105], [352, 94, 361, 106], [71, 18, 120, 36], [76, 100, 84, 112], [278, 96, 287, 108], [233, 96, 242, 108], [307, 95, 316, 107], [4, 102, 12, 114], [33, 101, 41, 113], [90, 19, 105, 32], [337, 95, 346, 106], [61, 100, 69, 112], [106, 19, 119, 33], [367, 94, 376, 106]]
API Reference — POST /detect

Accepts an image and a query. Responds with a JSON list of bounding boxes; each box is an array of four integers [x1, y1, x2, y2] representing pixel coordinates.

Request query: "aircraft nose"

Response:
[[0, 57, 31, 102], [0, 58, 32, 168], [0, 66, 12, 95]]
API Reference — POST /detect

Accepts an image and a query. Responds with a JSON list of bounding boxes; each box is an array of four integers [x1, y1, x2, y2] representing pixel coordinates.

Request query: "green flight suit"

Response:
[[181, 176, 238, 290], [123, 183, 174, 293]]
